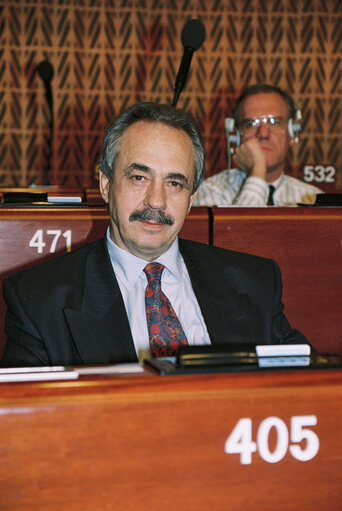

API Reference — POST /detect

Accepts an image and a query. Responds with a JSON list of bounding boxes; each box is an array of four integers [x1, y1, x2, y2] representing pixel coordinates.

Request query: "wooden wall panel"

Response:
[[0, 1, 341, 190]]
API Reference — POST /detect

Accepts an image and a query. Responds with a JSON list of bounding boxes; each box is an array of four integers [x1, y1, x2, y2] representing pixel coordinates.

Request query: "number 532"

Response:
[[303, 165, 335, 183]]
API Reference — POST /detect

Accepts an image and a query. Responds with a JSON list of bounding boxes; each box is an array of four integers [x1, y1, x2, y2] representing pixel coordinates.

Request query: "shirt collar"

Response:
[[270, 172, 284, 190], [106, 228, 183, 288]]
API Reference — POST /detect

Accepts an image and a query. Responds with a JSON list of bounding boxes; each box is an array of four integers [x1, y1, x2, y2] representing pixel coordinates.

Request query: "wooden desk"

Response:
[[211, 207, 342, 355], [0, 368, 341, 510], [0, 206, 210, 354]]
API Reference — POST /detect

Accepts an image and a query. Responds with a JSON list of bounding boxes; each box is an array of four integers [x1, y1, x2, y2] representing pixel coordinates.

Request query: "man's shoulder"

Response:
[[5, 238, 106, 284], [202, 168, 246, 185], [194, 168, 247, 206], [283, 173, 323, 193], [179, 238, 274, 268]]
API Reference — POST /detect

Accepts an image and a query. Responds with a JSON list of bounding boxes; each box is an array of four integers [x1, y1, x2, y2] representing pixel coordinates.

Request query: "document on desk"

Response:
[[256, 344, 311, 367], [256, 344, 311, 357], [0, 366, 78, 382], [47, 196, 82, 203], [75, 364, 145, 375], [0, 364, 145, 382]]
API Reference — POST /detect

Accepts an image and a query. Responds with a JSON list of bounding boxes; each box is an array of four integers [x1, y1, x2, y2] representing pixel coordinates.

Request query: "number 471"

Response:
[[29, 229, 72, 254], [224, 415, 319, 464]]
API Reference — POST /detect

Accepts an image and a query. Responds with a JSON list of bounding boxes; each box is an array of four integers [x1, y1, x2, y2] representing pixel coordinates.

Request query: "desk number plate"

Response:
[[224, 415, 319, 465]]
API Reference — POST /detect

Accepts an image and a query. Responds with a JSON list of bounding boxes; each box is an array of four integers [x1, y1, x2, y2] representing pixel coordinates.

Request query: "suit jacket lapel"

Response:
[[64, 239, 137, 364], [63, 237, 261, 363], [179, 240, 261, 345]]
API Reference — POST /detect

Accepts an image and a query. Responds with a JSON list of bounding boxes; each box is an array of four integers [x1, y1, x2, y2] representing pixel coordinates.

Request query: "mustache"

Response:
[[129, 208, 174, 226]]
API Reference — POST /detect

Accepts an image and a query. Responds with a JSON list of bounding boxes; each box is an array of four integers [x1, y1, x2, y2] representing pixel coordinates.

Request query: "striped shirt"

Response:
[[193, 169, 323, 207]]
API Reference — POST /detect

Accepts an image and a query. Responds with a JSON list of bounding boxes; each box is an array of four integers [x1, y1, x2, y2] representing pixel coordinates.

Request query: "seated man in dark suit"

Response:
[[1, 102, 308, 367]]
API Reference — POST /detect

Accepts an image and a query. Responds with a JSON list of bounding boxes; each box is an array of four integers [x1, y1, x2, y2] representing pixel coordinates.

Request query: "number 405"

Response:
[[224, 415, 319, 465]]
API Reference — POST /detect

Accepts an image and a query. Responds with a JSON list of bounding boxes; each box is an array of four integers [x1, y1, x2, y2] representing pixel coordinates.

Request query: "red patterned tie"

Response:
[[144, 262, 188, 357]]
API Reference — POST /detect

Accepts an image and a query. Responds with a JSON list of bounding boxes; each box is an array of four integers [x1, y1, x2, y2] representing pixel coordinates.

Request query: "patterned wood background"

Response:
[[0, 0, 341, 191]]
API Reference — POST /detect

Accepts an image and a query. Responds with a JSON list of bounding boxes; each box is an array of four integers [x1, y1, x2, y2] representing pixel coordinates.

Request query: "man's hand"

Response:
[[233, 138, 267, 180]]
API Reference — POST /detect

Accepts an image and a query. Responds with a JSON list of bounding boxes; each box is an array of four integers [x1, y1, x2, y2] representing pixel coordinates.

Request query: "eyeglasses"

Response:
[[239, 115, 288, 136]]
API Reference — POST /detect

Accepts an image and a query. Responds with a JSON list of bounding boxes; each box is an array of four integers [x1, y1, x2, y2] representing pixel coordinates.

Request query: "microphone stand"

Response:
[[43, 81, 53, 186], [172, 48, 194, 107], [36, 60, 54, 187]]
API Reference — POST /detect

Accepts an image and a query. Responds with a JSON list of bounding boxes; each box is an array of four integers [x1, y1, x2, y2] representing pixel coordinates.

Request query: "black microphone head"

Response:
[[181, 19, 206, 51], [37, 60, 54, 82]]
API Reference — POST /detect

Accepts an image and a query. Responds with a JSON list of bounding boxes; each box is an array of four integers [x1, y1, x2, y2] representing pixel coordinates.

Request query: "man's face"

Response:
[[100, 121, 198, 261], [239, 92, 294, 174]]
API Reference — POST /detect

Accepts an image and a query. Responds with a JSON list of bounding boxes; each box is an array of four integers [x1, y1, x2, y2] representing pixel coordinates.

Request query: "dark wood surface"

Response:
[[211, 207, 342, 355], [0, 368, 341, 510]]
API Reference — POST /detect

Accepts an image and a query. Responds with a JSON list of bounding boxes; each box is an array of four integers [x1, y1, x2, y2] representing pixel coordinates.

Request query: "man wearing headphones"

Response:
[[194, 84, 323, 206]]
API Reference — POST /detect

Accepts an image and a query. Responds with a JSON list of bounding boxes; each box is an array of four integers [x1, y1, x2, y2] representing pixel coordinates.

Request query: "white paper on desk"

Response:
[[258, 356, 310, 368], [256, 344, 311, 357], [47, 196, 82, 203], [75, 363, 144, 375], [0, 366, 78, 382]]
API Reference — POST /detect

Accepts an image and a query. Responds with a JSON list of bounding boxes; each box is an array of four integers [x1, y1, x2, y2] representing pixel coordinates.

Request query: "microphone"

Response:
[[37, 60, 54, 108], [172, 19, 206, 107], [36, 60, 54, 185]]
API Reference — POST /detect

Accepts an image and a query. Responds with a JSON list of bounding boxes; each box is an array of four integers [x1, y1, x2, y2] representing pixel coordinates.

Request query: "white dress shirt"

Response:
[[106, 229, 211, 360], [193, 168, 323, 207]]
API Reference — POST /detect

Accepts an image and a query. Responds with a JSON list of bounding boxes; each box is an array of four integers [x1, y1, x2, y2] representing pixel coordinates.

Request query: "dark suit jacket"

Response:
[[1, 237, 308, 366]]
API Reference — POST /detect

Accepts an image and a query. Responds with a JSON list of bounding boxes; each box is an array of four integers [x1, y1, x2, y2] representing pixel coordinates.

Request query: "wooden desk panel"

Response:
[[0, 368, 341, 510], [179, 206, 210, 244], [0, 206, 110, 276], [211, 207, 342, 355], [0, 206, 210, 354]]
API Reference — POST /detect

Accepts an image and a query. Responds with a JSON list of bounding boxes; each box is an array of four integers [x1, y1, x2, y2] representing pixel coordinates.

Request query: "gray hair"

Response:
[[99, 102, 205, 193]]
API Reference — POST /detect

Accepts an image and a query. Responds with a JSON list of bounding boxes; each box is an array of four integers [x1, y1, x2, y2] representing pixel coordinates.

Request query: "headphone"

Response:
[[225, 86, 302, 167]]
